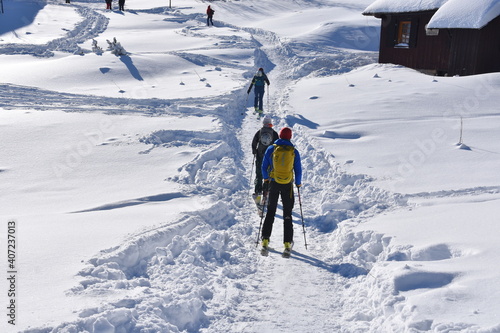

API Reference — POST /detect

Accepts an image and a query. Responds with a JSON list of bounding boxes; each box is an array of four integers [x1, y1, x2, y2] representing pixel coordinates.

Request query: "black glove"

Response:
[[263, 180, 270, 192]]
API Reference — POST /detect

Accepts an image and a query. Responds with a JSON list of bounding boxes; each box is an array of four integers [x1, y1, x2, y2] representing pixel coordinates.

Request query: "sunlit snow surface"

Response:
[[1, 0, 500, 332]]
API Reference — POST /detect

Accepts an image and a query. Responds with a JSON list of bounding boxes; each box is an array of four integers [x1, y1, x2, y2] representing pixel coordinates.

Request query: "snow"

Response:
[[1, 0, 500, 332], [364, 0, 500, 29], [427, 0, 500, 29], [362, 0, 449, 15], [0, 3, 80, 44]]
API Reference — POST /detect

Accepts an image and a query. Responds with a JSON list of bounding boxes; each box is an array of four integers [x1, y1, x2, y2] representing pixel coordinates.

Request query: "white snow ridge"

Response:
[[1, 0, 500, 332]]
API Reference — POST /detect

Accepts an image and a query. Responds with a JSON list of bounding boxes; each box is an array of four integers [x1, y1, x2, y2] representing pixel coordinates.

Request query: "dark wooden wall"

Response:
[[376, 11, 500, 76], [474, 15, 500, 75]]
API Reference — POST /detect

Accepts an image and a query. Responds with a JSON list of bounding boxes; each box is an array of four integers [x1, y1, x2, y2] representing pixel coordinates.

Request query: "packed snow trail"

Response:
[[8, 0, 422, 332]]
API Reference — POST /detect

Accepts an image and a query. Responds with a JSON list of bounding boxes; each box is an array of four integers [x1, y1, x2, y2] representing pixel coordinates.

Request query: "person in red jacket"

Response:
[[206, 5, 214, 26]]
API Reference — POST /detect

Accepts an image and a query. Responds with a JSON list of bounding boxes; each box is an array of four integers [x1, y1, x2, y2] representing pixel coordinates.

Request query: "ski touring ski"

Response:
[[282, 242, 293, 258], [259, 247, 291, 258], [258, 243, 293, 258], [253, 107, 264, 118], [257, 191, 268, 217], [253, 193, 263, 217]]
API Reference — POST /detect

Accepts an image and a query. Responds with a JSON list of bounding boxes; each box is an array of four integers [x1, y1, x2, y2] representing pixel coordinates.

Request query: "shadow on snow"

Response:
[[71, 192, 187, 213], [291, 250, 368, 278], [0, 0, 46, 36], [119, 55, 144, 81]]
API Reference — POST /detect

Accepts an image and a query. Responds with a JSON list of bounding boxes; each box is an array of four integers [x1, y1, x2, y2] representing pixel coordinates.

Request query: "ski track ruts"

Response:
[[0, 82, 247, 118], [404, 185, 500, 200]]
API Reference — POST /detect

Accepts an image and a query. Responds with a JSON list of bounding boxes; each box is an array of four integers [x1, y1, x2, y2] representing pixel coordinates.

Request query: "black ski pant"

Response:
[[261, 181, 294, 244], [254, 155, 263, 194], [254, 85, 265, 111]]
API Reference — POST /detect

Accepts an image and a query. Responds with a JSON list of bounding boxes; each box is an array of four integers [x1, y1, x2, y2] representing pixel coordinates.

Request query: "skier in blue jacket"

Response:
[[247, 68, 270, 113], [261, 127, 302, 254]]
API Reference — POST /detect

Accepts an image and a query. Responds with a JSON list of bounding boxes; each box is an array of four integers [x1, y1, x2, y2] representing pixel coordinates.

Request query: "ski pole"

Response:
[[241, 92, 249, 116], [256, 209, 264, 247], [297, 186, 308, 250], [256, 200, 265, 247], [266, 86, 270, 112], [249, 154, 255, 195], [256, 182, 269, 247]]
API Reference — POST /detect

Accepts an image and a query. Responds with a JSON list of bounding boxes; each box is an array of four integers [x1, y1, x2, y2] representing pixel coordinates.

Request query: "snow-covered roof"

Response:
[[363, 0, 448, 15], [363, 0, 500, 29], [427, 0, 500, 29]]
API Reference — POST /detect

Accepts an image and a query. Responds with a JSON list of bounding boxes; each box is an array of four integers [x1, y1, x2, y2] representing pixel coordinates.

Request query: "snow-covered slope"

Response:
[[1, 0, 500, 332]]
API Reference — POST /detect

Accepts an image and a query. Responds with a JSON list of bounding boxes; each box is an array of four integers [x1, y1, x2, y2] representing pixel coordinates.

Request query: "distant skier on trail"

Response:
[[247, 68, 270, 114], [252, 115, 279, 206], [206, 5, 215, 26], [260, 127, 302, 257]]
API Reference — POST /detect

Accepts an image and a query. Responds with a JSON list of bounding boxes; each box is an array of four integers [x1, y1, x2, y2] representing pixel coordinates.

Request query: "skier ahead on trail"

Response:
[[247, 68, 270, 114], [261, 127, 302, 255], [252, 116, 279, 201], [206, 5, 215, 26]]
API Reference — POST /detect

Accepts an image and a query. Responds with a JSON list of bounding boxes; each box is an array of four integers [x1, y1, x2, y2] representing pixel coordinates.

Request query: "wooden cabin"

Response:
[[363, 0, 500, 76]]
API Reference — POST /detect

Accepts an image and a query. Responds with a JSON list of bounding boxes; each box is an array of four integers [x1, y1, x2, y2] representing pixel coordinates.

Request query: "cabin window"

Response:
[[395, 21, 411, 48]]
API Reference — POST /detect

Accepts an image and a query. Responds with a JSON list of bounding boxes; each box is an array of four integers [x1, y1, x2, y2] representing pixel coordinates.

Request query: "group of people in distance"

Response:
[[105, 0, 125, 11], [96, 3, 213, 23]]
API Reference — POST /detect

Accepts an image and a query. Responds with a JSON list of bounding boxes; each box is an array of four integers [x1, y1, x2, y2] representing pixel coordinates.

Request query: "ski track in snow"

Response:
[[0, 4, 109, 57], [10, 1, 497, 332]]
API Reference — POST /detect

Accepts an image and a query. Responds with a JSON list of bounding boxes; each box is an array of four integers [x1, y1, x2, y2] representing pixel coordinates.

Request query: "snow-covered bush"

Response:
[[106, 37, 127, 56], [92, 39, 103, 55]]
